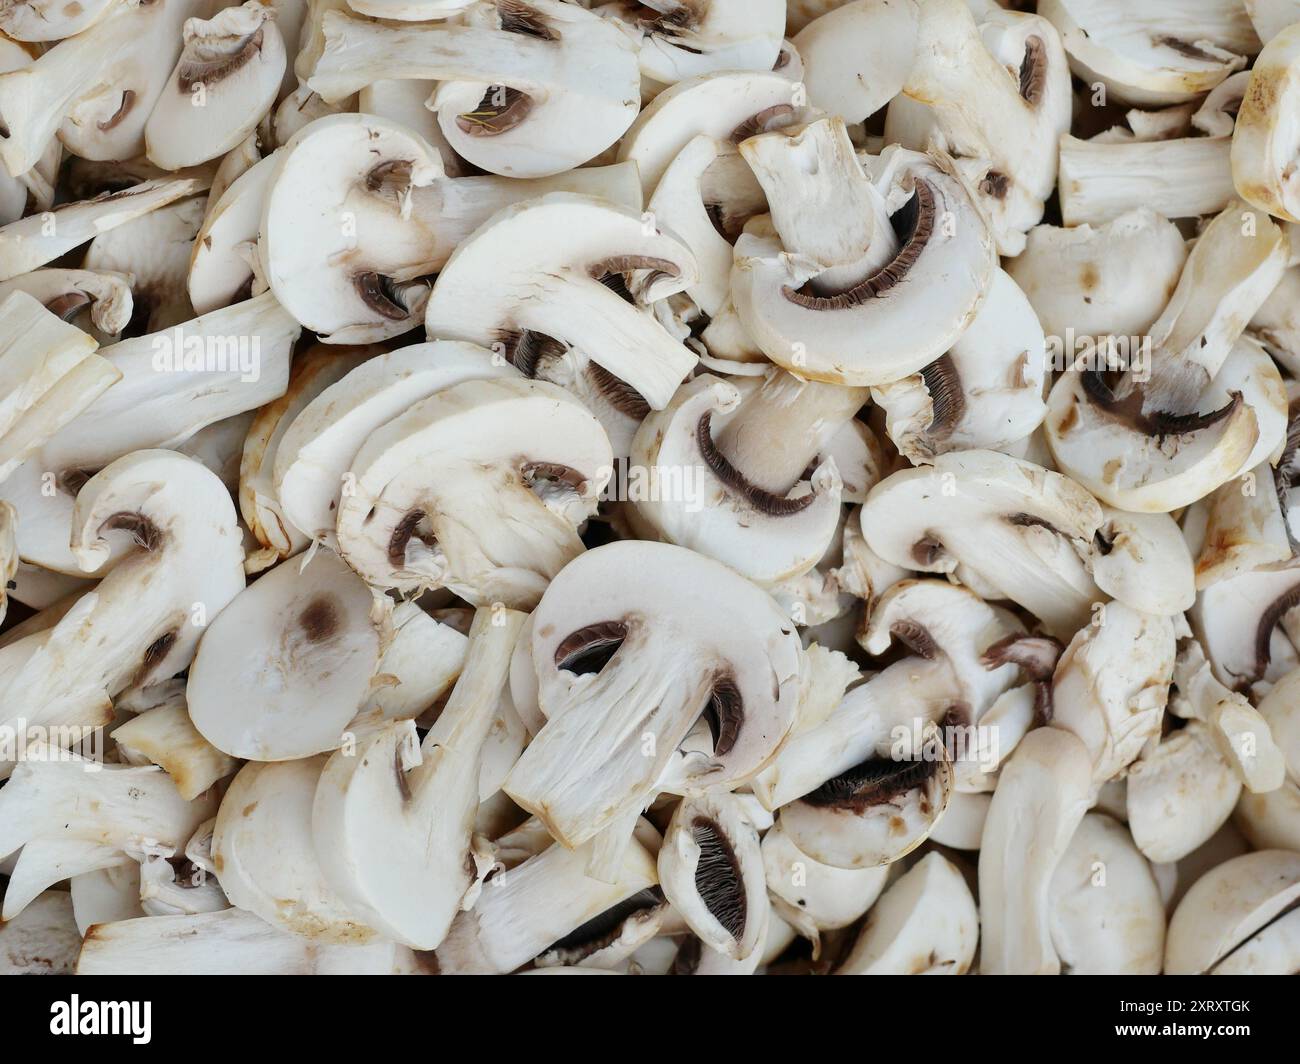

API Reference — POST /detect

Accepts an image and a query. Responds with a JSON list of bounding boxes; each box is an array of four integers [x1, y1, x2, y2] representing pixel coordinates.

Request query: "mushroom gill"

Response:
[[553, 620, 629, 674], [695, 410, 816, 517], [691, 815, 746, 941], [178, 27, 266, 93], [800, 754, 938, 813]]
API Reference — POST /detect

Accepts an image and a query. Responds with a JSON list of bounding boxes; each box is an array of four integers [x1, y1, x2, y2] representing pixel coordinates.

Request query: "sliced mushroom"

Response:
[[1189, 561, 1300, 691], [0, 268, 135, 337], [604, 0, 786, 85], [794, 0, 918, 125], [761, 819, 888, 934], [1231, 22, 1300, 222], [1089, 507, 1197, 615], [189, 150, 279, 315]]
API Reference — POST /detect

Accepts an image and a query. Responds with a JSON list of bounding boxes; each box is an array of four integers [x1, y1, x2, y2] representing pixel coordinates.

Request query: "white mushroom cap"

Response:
[[1233, 24, 1300, 222]]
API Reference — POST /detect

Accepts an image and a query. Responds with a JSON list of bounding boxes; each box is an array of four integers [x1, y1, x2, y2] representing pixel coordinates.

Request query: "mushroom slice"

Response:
[[0, 37, 58, 226], [189, 150, 279, 315], [212, 756, 380, 942], [657, 793, 767, 961], [424, 193, 697, 410], [777, 719, 952, 870], [359, 600, 467, 726], [79, 906, 421, 975], [978, 726, 1093, 974], [0, 292, 121, 483], [629, 375, 842, 587], [110, 690, 238, 801], [1039, 0, 1254, 107], [732, 146, 995, 386], [0, 0, 118, 40], [617, 69, 798, 199], [312, 606, 523, 950], [1233, 23, 1300, 221], [0, 892, 80, 976], [837, 851, 978, 975], [871, 269, 1048, 462], [0, 269, 134, 337], [1165, 849, 1300, 973], [358, 76, 466, 176], [1005, 210, 1188, 343], [762, 818, 886, 935], [145, 2, 287, 170], [1184, 465, 1292, 588], [1190, 563, 1300, 691], [1, 839, 127, 925], [1089, 507, 1196, 615], [503, 541, 802, 849], [0, 451, 245, 765], [309, 1, 639, 178], [274, 341, 516, 546], [1046, 337, 1284, 514], [437, 825, 661, 974], [886, 0, 1072, 255], [862, 449, 1103, 640], [1048, 813, 1165, 974], [335, 377, 611, 609], [188, 547, 383, 761], [794, 0, 919, 125], [604, 0, 785, 85], [0, 172, 209, 285], [240, 345, 374, 571]]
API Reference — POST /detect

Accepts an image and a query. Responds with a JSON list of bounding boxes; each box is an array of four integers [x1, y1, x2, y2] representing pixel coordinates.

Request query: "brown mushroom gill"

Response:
[[731, 105, 796, 142], [554, 620, 628, 674], [177, 27, 265, 93], [1080, 368, 1245, 438], [919, 353, 966, 441], [497, 0, 559, 41], [691, 815, 746, 940], [101, 511, 164, 552], [96, 90, 136, 133], [547, 886, 665, 956], [354, 271, 412, 321], [782, 179, 936, 308], [134, 628, 179, 688], [387, 508, 438, 568], [456, 87, 535, 138], [799, 754, 937, 813], [888, 619, 941, 660], [1249, 583, 1300, 689], [1274, 399, 1300, 548], [1154, 35, 1221, 63], [498, 328, 567, 378], [45, 292, 93, 323], [701, 672, 742, 758], [586, 362, 651, 420], [695, 410, 816, 517], [1018, 36, 1048, 107], [522, 460, 589, 495]]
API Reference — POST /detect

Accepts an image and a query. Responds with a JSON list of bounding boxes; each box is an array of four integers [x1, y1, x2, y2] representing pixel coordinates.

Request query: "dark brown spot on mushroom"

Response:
[[670, 934, 702, 974], [178, 27, 265, 93], [497, 0, 558, 40], [456, 86, 534, 137], [1019, 35, 1047, 106], [981, 634, 1064, 680], [800, 754, 938, 812], [365, 159, 413, 197], [394, 744, 412, 804], [1080, 369, 1244, 439], [691, 815, 746, 940], [298, 596, 338, 643], [354, 272, 410, 320], [1006, 512, 1065, 536], [554, 620, 628, 674], [696, 410, 816, 516], [586, 362, 651, 419], [911, 535, 945, 567], [979, 170, 1010, 200], [522, 461, 588, 494], [96, 90, 135, 132], [589, 255, 681, 304], [702, 672, 742, 757], [1154, 35, 1219, 62], [101, 511, 163, 552], [134, 629, 178, 687]]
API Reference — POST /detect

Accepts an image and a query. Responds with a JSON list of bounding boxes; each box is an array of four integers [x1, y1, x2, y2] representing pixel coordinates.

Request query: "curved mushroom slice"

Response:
[[0, 452, 245, 764], [335, 377, 611, 609], [425, 193, 697, 410], [0, 269, 134, 337], [1040, 0, 1255, 108], [657, 793, 767, 961], [503, 541, 802, 848], [1005, 210, 1188, 343], [0, 0, 118, 40], [1048, 813, 1165, 974], [836, 852, 978, 975], [190, 150, 279, 316], [1165, 849, 1300, 973], [188, 547, 383, 761], [885, 0, 1072, 255], [794, 0, 919, 125], [630, 375, 843, 587], [617, 69, 800, 198], [312, 606, 523, 950], [437, 826, 661, 974], [275, 341, 516, 546], [261, 113, 643, 344], [0, 892, 81, 975], [862, 449, 1103, 640], [240, 345, 374, 571], [1090, 507, 1196, 615], [1191, 563, 1300, 692], [1233, 24, 1300, 222], [309, 1, 639, 178], [145, 2, 287, 170], [602, 0, 785, 85], [762, 819, 886, 936], [732, 146, 995, 386], [211, 756, 380, 942], [358, 77, 467, 176], [978, 726, 1093, 974], [872, 269, 1048, 462], [0, 172, 209, 285], [110, 691, 238, 802]]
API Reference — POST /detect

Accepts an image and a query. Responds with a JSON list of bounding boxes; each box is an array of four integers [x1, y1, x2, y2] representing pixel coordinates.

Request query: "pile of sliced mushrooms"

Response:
[[4, 0, 1300, 978]]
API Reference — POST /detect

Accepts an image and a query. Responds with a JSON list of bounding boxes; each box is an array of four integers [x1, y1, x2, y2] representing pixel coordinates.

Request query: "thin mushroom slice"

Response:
[[1232, 23, 1300, 221], [334, 377, 612, 610], [657, 793, 767, 961], [1165, 849, 1300, 973], [1186, 463, 1291, 589], [311, 607, 523, 950], [837, 851, 978, 975], [503, 540, 802, 849], [145, 1, 287, 170], [189, 149, 280, 317], [0, 0, 118, 41], [309, 1, 640, 178], [187, 547, 384, 761]]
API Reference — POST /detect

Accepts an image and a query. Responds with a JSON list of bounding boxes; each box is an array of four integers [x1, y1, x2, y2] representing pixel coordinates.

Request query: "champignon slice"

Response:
[[762, 819, 887, 934], [795, 0, 919, 125], [0, 268, 134, 337], [189, 149, 280, 316], [604, 0, 785, 85]]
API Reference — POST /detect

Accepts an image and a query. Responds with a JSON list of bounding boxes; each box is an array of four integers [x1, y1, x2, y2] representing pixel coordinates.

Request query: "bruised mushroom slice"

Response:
[[1190, 563, 1300, 692], [630, 374, 844, 587], [275, 341, 516, 547], [794, 0, 918, 125], [1039, 0, 1254, 108], [0, 269, 134, 337], [437, 824, 661, 974], [884, 0, 1072, 255], [1165, 849, 1300, 973], [872, 269, 1048, 463], [145, 2, 287, 170], [732, 144, 995, 386], [311, 606, 523, 949], [425, 193, 697, 410], [862, 449, 1103, 640], [309, 1, 640, 178], [836, 851, 978, 975], [1048, 813, 1165, 974], [240, 345, 374, 571], [187, 547, 383, 761], [504, 541, 802, 849], [1006, 210, 1188, 344], [0, 172, 209, 285], [211, 756, 380, 942], [657, 793, 767, 961]]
